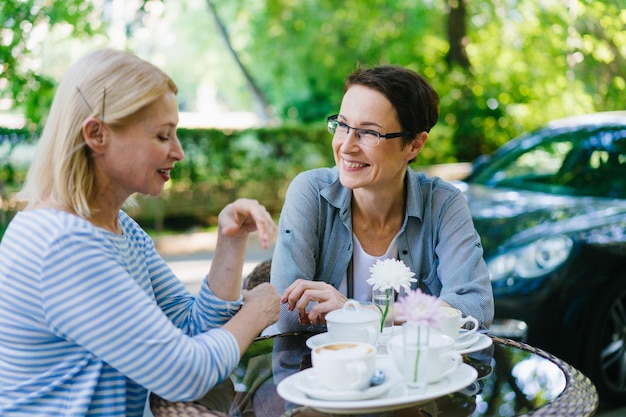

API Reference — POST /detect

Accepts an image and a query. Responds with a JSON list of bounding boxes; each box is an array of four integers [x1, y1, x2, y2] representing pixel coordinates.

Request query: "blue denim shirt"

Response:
[[271, 167, 494, 333]]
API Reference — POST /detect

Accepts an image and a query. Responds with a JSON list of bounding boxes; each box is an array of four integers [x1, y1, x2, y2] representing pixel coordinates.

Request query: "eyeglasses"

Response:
[[326, 114, 414, 147]]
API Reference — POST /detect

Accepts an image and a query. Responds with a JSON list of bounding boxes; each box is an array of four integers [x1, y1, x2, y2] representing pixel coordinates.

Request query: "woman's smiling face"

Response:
[[332, 85, 420, 192], [96, 91, 184, 201]]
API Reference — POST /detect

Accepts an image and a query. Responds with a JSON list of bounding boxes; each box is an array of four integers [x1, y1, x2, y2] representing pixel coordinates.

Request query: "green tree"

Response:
[[0, 0, 159, 127], [205, 0, 273, 122], [0, 1, 99, 127], [214, 0, 626, 162], [223, 0, 446, 124], [2, 0, 625, 163]]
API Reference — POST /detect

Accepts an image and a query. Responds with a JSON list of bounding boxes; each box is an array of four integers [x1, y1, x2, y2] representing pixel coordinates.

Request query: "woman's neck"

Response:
[[351, 188, 405, 256]]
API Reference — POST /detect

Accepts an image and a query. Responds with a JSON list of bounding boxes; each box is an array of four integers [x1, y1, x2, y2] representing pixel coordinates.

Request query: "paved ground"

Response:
[[157, 231, 275, 294]]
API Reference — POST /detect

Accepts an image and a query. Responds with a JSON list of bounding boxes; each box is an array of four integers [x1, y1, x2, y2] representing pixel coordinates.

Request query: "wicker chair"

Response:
[[149, 393, 229, 417], [242, 258, 272, 290]]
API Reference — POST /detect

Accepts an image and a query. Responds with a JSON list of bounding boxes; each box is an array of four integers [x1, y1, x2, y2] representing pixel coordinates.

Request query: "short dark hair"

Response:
[[344, 65, 440, 148]]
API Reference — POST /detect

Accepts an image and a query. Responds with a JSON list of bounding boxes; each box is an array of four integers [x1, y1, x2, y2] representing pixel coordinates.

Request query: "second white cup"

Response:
[[438, 307, 479, 341], [388, 330, 462, 384]]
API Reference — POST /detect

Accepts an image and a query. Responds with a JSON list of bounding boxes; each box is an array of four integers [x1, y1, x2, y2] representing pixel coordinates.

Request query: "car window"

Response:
[[494, 141, 573, 183], [472, 126, 626, 199]]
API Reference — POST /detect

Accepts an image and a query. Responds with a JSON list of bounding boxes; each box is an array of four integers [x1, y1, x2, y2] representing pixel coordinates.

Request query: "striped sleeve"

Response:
[[131, 225, 243, 336], [39, 221, 240, 401], [0, 210, 247, 415]]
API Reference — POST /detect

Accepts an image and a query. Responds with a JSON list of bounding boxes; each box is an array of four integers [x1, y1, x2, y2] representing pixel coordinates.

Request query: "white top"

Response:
[[338, 233, 399, 301]]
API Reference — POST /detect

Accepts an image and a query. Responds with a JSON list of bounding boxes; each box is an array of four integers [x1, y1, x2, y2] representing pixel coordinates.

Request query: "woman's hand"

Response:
[[224, 282, 281, 354], [217, 198, 276, 248], [208, 199, 275, 300], [240, 282, 281, 329], [281, 279, 348, 325]]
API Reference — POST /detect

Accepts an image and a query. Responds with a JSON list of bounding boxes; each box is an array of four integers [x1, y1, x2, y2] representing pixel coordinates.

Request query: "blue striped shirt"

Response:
[[0, 209, 242, 416]]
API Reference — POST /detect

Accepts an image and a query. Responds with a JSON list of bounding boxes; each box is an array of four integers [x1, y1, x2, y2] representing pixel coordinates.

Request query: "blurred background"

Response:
[[2, 1, 626, 414], [1, 0, 625, 234]]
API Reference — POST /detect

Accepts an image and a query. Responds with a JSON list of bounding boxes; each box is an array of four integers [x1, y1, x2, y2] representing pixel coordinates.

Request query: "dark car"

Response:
[[453, 111, 626, 405]]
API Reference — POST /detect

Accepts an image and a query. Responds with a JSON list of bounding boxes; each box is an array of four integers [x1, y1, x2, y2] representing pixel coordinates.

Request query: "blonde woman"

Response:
[[0, 49, 280, 416]]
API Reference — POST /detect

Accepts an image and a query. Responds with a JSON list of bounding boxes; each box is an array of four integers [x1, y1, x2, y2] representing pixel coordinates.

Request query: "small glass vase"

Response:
[[372, 287, 396, 343], [401, 322, 430, 390]]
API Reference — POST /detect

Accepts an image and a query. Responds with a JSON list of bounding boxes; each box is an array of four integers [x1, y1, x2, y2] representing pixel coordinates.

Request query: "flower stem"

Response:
[[374, 288, 392, 332], [413, 325, 422, 382]]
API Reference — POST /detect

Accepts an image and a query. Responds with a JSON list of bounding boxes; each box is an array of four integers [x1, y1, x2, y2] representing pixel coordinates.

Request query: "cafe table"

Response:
[[149, 331, 599, 417]]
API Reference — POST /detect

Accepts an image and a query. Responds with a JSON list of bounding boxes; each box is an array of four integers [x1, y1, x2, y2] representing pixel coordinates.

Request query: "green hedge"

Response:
[[0, 125, 337, 232], [0, 125, 463, 234], [127, 125, 336, 230]]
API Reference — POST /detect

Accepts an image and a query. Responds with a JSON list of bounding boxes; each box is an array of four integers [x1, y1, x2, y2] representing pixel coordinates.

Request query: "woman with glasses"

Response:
[[0, 49, 280, 416], [272, 65, 493, 333]]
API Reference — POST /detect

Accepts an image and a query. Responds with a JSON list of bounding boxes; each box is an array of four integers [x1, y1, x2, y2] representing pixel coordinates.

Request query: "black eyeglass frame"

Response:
[[326, 114, 414, 146]]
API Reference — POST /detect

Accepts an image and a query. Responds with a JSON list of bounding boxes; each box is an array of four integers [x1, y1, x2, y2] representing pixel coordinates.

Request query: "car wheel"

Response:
[[582, 276, 626, 406]]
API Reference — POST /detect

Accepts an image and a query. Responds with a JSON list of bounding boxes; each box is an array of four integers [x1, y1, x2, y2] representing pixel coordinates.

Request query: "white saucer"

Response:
[[454, 332, 480, 350], [292, 366, 396, 401], [456, 333, 492, 354], [277, 355, 478, 414]]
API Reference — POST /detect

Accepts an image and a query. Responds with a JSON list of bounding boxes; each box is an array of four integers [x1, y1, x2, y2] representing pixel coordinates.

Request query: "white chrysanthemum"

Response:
[[366, 258, 417, 292]]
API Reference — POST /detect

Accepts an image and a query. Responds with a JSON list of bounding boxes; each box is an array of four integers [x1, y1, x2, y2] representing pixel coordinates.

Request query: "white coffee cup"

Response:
[[311, 341, 377, 391], [438, 307, 479, 341], [388, 330, 462, 384], [325, 300, 381, 345]]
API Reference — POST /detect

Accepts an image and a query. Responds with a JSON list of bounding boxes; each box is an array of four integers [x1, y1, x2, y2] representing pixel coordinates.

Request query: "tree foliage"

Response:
[[1, 0, 625, 163], [1, 0, 625, 232], [216, 0, 626, 160], [0, 0, 158, 129], [0, 1, 101, 129]]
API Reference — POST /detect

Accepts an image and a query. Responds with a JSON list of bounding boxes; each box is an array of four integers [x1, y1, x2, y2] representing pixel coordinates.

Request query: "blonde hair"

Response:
[[19, 48, 178, 217]]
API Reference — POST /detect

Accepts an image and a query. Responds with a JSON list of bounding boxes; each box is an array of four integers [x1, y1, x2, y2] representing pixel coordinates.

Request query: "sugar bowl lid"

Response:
[[325, 300, 381, 324]]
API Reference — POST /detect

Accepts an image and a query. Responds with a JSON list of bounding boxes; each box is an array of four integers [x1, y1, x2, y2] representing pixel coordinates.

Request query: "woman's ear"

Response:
[[407, 131, 428, 161], [82, 118, 106, 154]]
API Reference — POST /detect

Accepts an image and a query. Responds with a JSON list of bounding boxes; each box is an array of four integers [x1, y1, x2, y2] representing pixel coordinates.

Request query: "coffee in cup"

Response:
[[311, 341, 376, 391]]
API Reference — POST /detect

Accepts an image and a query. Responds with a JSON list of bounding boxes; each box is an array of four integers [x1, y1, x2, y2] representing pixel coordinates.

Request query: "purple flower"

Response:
[[395, 289, 446, 329]]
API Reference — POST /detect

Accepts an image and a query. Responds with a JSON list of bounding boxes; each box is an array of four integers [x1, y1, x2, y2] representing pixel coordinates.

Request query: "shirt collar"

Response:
[[404, 168, 424, 221], [320, 166, 424, 221]]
